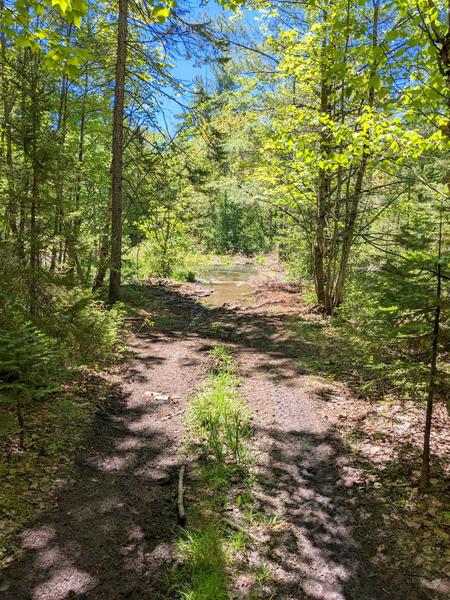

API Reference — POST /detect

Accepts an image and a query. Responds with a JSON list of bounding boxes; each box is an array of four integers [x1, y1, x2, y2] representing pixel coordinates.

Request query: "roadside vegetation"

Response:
[[124, 248, 239, 284], [285, 292, 450, 580], [0, 302, 124, 566]]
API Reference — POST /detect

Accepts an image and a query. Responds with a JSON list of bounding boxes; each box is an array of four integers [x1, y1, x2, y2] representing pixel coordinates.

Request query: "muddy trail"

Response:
[[0, 264, 437, 600]]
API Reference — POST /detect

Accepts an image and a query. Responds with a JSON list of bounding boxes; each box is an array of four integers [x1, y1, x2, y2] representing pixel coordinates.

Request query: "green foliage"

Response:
[[199, 462, 234, 492], [173, 343, 256, 600], [186, 346, 250, 464], [42, 289, 125, 364], [206, 195, 271, 256], [175, 524, 228, 600], [0, 320, 63, 445], [173, 269, 197, 283], [138, 202, 192, 278], [333, 281, 431, 400], [188, 369, 250, 464], [210, 344, 234, 373], [279, 228, 314, 281], [333, 241, 449, 401], [0, 321, 62, 406]]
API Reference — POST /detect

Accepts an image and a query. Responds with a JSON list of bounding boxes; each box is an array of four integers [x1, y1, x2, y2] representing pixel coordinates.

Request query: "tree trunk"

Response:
[[332, 157, 367, 307], [420, 215, 443, 492], [314, 15, 331, 312], [92, 207, 111, 291], [67, 67, 88, 283], [332, 0, 379, 310], [315, 164, 328, 309], [50, 74, 69, 272], [0, 5, 16, 240], [50, 34, 71, 274], [29, 50, 41, 311], [108, 0, 128, 303]]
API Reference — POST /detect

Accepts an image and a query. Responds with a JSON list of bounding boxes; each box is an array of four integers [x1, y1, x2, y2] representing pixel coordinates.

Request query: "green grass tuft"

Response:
[[175, 524, 228, 600], [188, 367, 250, 464]]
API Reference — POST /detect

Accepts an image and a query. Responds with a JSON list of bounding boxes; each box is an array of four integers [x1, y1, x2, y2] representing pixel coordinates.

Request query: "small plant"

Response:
[[210, 345, 234, 373], [175, 524, 228, 600], [254, 562, 271, 584], [174, 269, 197, 283], [175, 346, 256, 600], [188, 368, 250, 464], [207, 322, 227, 336], [226, 530, 247, 554], [158, 313, 176, 328], [199, 462, 233, 491], [42, 289, 124, 364], [0, 322, 62, 447]]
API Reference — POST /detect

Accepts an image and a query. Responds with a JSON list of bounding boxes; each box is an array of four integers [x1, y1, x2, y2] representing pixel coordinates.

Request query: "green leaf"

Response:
[[153, 6, 171, 21], [51, 0, 70, 15]]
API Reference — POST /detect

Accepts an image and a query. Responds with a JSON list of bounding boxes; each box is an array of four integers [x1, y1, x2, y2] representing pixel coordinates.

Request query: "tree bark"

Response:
[[50, 68, 70, 273], [67, 66, 88, 283], [92, 199, 111, 291], [0, 2, 16, 240], [108, 0, 128, 303], [314, 4, 331, 311], [420, 215, 443, 492], [29, 50, 41, 310], [332, 0, 379, 309]]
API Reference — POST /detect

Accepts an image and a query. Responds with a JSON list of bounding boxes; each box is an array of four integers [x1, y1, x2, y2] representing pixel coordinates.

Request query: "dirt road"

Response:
[[0, 275, 436, 599]]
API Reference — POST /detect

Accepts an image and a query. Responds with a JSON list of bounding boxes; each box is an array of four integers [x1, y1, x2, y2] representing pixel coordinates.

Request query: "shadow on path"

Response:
[[1, 282, 435, 599]]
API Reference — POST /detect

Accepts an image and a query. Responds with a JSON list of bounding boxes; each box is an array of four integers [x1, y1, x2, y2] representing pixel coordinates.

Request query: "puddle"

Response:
[[202, 281, 255, 307], [197, 263, 259, 282], [196, 263, 258, 307]]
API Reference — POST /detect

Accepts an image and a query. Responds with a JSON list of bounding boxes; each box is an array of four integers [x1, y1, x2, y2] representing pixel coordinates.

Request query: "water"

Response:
[[197, 262, 258, 308], [197, 263, 259, 282]]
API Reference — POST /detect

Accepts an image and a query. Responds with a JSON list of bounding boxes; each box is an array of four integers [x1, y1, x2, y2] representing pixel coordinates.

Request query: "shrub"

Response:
[[41, 288, 124, 364], [0, 321, 63, 447], [173, 270, 196, 283]]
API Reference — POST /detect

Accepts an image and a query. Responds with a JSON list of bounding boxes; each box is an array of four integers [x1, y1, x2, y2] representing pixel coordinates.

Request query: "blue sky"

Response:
[[158, 2, 229, 127], [158, 1, 260, 129]]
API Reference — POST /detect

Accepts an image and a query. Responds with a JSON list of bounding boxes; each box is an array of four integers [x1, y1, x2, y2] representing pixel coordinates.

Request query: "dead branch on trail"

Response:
[[178, 464, 186, 524], [222, 517, 261, 543]]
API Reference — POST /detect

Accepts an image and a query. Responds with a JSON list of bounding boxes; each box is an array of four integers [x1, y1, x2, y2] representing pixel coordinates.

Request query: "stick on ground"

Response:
[[223, 517, 260, 543], [178, 464, 186, 524]]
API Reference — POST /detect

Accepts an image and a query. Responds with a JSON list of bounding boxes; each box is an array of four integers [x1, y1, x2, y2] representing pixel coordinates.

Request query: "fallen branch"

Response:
[[242, 300, 274, 311], [222, 517, 260, 543], [178, 464, 186, 524]]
